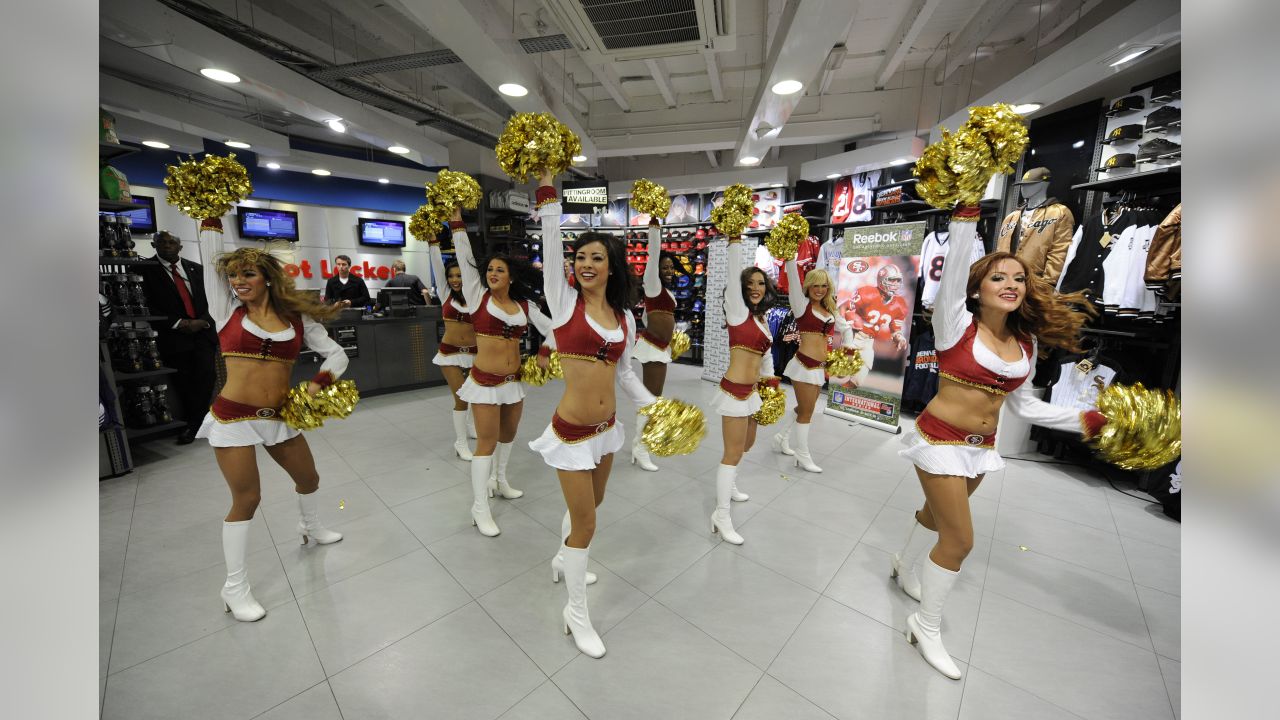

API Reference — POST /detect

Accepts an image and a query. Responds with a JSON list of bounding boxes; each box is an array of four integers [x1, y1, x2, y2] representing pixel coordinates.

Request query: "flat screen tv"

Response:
[[120, 195, 157, 234], [238, 207, 300, 241], [358, 217, 407, 248]]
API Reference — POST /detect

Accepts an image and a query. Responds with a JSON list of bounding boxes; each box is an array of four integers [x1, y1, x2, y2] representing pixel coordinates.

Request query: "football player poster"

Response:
[[825, 220, 925, 433]]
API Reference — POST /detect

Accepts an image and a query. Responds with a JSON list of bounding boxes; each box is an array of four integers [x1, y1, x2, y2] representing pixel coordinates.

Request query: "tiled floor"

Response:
[[99, 365, 1181, 719]]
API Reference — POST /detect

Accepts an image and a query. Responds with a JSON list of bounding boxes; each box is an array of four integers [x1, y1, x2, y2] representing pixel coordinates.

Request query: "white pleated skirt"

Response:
[[457, 376, 527, 405], [632, 337, 672, 364], [528, 423, 625, 471], [196, 413, 301, 448], [898, 428, 1006, 478], [784, 356, 826, 386], [433, 351, 475, 369]]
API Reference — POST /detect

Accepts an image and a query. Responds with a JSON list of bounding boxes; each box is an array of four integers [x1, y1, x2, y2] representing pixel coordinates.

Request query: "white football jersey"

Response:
[[1049, 361, 1117, 411], [919, 230, 984, 308], [849, 170, 881, 223]]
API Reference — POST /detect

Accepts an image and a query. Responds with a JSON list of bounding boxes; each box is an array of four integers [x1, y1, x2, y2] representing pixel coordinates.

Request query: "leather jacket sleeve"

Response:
[[1144, 204, 1182, 288], [1038, 205, 1075, 287]]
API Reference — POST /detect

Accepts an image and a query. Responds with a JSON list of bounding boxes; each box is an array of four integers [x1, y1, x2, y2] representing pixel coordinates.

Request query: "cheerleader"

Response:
[[196, 247, 349, 622], [427, 241, 477, 460], [448, 209, 553, 537], [527, 172, 658, 659], [706, 234, 779, 545], [893, 208, 1105, 679], [770, 263, 856, 473], [627, 220, 679, 471]]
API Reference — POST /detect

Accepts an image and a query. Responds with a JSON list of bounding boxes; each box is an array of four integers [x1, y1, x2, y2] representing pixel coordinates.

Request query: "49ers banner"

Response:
[[825, 220, 925, 433]]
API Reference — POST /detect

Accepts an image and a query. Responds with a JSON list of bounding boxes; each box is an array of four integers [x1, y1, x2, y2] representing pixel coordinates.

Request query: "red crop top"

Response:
[[471, 291, 528, 339], [728, 316, 772, 355], [644, 289, 677, 316], [442, 298, 472, 324], [795, 303, 834, 336], [219, 306, 304, 362], [555, 297, 627, 364], [936, 320, 1034, 395]]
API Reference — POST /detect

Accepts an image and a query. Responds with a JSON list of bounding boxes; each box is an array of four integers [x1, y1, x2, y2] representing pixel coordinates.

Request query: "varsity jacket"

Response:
[[995, 200, 1075, 287], [1144, 204, 1181, 297]]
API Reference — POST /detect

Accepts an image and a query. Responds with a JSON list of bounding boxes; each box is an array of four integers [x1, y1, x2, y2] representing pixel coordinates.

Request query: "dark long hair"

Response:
[[739, 265, 778, 317], [474, 252, 539, 304], [965, 252, 1095, 356], [659, 250, 683, 290], [443, 259, 466, 305], [571, 232, 635, 316]]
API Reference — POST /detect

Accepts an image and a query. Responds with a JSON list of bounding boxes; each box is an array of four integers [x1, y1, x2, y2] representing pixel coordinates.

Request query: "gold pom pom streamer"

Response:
[[669, 331, 691, 360], [711, 183, 753, 237], [765, 213, 808, 261], [751, 383, 786, 425], [825, 347, 865, 379], [423, 170, 482, 227], [409, 204, 440, 242], [280, 380, 360, 430], [519, 355, 552, 386], [639, 398, 706, 457], [495, 112, 582, 183], [914, 103, 1029, 210], [630, 179, 671, 219], [1090, 383, 1181, 470], [163, 153, 253, 221]]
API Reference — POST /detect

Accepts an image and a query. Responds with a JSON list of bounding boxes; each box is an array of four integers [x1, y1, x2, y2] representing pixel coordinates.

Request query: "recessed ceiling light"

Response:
[[771, 80, 803, 95], [1072, 140, 1085, 149], [312, 169, 331, 176], [771, 182, 784, 188], [826, 173, 841, 179], [200, 68, 240, 83], [388, 145, 410, 154], [498, 83, 528, 97], [378, 178, 390, 184], [1012, 103, 1042, 114], [141, 140, 169, 149], [225, 140, 251, 149], [739, 155, 760, 166], [327, 119, 346, 133], [572, 155, 587, 163], [266, 162, 280, 170], [1108, 45, 1156, 67], [817, 193, 824, 199]]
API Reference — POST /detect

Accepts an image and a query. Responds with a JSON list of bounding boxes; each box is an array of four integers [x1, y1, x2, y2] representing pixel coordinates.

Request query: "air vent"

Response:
[[519, 34, 575, 54], [542, 0, 736, 63], [582, 0, 700, 50]]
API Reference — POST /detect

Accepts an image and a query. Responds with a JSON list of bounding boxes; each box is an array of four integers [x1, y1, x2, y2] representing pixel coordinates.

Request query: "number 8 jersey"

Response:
[[919, 230, 984, 309]]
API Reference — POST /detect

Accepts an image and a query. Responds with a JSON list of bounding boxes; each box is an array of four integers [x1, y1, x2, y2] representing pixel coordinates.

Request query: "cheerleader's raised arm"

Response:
[[449, 221, 487, 311], [643, 222, 663, 299]]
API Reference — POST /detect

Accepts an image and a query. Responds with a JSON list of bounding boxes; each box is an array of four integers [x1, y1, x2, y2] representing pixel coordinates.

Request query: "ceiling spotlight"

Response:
[[1072, 140, 1086, 149], [225, 140, 251, 149], [826, 173, 841, 179], [498, 83, 529, 97], [200, 67, 241, 83], [312, 169, 331, 176], [739, 155, 760, 166], [771, 183, 784, 188], [266, 162, 280, 170], [1012, 103, 1042, 114], [1108, 45, 1157, 67], [388, 145, 410, 154], [891, 157, 914, 165], [771, 80, 803, 95], [377, 178, 390, 184], [572, 154, 587, 163], [141, 140, 169, 149], [327, 119, 346, 133]]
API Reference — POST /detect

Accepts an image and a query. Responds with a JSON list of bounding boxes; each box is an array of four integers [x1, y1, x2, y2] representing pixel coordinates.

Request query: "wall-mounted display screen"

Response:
[[358, 218, 407, 248], [238, 208, 300, 240]]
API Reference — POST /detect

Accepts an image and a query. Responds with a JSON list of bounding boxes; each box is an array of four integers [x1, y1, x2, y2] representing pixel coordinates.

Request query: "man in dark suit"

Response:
[[141, 231, 218, 444], [383, 259, 430, 305], [323, 254, 371, 308]]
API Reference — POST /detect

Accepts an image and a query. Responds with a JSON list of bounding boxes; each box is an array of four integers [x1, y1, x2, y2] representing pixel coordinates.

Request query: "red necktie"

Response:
[[171, 263, 197, 318]]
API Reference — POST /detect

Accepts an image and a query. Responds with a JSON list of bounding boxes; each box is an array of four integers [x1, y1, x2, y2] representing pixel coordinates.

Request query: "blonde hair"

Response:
[[215, 246, 339, 322], [803, 268, 838, 317]]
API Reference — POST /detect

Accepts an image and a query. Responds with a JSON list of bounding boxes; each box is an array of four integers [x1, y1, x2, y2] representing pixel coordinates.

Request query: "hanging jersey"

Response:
[[849, 170, 880, 223], [902, 327, 940, 412], [919, 231, 984, 309], [817, 237, 843, 279], [850, 285, 909, 340], [775, 235, 820, 293], [1049, 360, 1117, 411]]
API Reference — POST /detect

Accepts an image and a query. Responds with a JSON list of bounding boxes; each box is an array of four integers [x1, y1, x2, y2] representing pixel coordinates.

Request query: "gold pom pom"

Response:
[[914, 104, 1029, 209], [280, 380, 360, 430], [765, 213, 808, 261], [409, 204, 439, 242], [1091, 383, 1181, 470], [825, 347, 865, 379], [495, 112, 582, 183], [711, 183, 754, 237], [669, 331, 691, 360], [639, 398, 707, 457], [630, 179, 671, 219], [163, 153, 253, 220], [423, 170, 482, 227], [751, 383, 786, 425], [519, 354, 552, 386]]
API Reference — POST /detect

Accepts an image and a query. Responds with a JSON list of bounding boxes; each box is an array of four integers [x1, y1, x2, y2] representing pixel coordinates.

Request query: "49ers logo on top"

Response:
[[847, 259, 870, 273]]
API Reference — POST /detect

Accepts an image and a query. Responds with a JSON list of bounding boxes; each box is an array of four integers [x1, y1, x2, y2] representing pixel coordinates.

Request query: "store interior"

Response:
[[97, 1, 1182, 718]]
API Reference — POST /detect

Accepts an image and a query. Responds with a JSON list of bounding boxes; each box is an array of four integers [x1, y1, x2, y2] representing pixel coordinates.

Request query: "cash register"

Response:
[[376, 287, 416, 318]]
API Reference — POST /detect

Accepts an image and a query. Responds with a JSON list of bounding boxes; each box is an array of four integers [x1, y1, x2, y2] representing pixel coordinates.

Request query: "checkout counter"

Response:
[[291, 304, 445, 396]]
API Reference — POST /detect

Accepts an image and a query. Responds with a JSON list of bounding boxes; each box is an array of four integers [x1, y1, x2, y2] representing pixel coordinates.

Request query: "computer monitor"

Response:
[[377, 287, 411, 307]]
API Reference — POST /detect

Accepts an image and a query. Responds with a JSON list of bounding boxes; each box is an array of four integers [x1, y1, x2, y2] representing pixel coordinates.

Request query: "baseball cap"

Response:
[[1098, 153, 1135, 171], [1101, 124, 1143, 145], [1014, 167, 1052, 185], [1106, 95, 1145, 116]]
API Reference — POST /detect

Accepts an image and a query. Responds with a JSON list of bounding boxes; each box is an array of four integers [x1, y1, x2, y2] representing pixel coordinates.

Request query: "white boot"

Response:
[[297, 492, 343, 545], [890, 517, 933, 602], [792, 422, 823, 473], [221, 520, 266, 622], [486, 441, 523, 498], [730, 477, 750, 502], [470, 455, 500, 536], [467, 409, 478, 439], [561, 544, 606, 658], [451, 410, 474, 461], [771, 413, 795, 456], [905, 558, 963, 680], [710, 464, 745, 545], [552, 511, 597, 585], [630, 413, 658, 471]]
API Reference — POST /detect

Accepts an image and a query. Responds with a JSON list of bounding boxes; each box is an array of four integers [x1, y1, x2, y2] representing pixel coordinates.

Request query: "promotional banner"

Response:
[[825, 220, 924, 432]]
